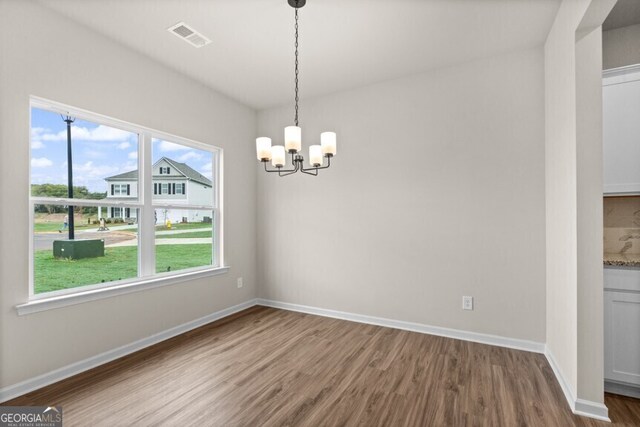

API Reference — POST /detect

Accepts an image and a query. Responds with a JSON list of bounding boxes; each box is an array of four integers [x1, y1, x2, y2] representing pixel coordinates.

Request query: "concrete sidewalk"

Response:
[[106, 238, 211, 247], [155, 227, 211, 235]]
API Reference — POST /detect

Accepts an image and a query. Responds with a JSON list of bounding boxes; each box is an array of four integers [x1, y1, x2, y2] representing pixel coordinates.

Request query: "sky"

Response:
[[30, 107, 214, 193]]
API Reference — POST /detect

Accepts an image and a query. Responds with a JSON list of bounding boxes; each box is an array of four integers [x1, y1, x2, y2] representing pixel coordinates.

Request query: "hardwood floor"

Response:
[[4, 306, 640, 426]]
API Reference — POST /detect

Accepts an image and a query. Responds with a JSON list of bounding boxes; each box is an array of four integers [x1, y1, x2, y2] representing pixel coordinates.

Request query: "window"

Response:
[[111, 184, 130, 196], [111, 207, 123, 218], [30, 98, 221, 298], [152, 138, 215, 274]]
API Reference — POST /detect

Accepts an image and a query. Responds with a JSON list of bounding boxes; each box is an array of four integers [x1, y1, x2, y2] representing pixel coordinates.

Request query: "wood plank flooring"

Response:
[[4, 306, 640, 426]]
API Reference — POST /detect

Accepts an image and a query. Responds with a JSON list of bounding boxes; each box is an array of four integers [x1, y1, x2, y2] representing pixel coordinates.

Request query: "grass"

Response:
[[156, 244, 212, 273], [158, 231, 213, 239], [34, 244, 212, 294], [34, 222, 95, 233]]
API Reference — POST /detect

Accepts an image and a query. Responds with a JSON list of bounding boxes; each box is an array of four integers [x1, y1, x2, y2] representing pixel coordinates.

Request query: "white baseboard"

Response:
[[605, 380, 640, 399], [0, 298, 259, 404], [544, 346, 611, 422], [575, 399, 610, 422], [544, 347, 577, 412], [256, 299, 545, 353]]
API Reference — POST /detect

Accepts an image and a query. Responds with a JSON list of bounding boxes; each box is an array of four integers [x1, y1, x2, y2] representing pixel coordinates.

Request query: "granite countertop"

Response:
[[604, 253, 640, 267]]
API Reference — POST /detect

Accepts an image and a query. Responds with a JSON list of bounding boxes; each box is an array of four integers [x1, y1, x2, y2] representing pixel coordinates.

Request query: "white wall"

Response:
[[258, 48, 547, 343], [544, 0, 586, 402], [0, 1, 257, 389], [603, 23, 640, 69], [544, 0, 614, 411], [576, 25, 605, 404]]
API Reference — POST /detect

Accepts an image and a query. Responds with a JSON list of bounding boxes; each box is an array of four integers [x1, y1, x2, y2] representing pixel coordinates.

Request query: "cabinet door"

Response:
[[603, 70, 640, 194], [604, 290, 640, 385]]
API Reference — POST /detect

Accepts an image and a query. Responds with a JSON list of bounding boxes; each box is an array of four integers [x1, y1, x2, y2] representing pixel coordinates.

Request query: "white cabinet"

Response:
[[604, 267, 640, 397], [604, 290, 640, 386], [603, 65, 640, 195]]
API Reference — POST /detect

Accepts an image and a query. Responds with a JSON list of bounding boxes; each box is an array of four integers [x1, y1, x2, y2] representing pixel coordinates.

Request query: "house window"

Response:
[[111, 184, 130, 196], [30, 99, 221, 298]]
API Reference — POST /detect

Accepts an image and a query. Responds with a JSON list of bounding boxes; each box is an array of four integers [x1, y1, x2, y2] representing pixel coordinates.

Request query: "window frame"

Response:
[[111, 183, 129, 196], [28, 97, 224, 302]]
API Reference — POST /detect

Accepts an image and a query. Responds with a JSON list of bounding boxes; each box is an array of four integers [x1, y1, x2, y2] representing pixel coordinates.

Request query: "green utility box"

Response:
[[53, 239, 105, 259]]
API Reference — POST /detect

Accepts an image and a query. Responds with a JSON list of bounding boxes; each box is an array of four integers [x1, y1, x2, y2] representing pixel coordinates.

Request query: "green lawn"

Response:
[[34, 244, 212, 294], [34, 222, 94, 233], [156, 244, 212, 273], [159, 231, 213, 239]]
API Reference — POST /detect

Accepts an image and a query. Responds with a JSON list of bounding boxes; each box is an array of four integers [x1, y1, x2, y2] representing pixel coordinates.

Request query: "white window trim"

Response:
[[25, 97, 225, 312], [17, 266, 230, 315]]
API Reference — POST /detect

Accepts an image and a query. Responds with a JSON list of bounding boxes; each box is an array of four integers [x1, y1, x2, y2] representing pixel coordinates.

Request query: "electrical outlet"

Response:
[[462, 296, 473, 311], [237, 277, 243, 288]]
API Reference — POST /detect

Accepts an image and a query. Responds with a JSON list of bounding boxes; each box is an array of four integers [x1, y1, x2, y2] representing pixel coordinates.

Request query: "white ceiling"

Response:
[[603, 0, 640, 31], [40, 0, 560, 110]]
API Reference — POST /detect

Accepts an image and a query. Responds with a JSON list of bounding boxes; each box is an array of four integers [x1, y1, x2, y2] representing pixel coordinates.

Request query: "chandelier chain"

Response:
[[294, 6, 299, 127]]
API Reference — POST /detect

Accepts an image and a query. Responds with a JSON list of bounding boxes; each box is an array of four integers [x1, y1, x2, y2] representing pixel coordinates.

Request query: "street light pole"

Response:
[[63, 115, 75, 240]]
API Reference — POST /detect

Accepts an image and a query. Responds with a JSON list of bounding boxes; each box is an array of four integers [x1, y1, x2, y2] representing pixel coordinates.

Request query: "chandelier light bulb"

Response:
[[256, 137, 272, 161], [309, 145, 323, 167], [284, 126, 302, 152], [320, 132, 337, 156], [271, 145, 286, 167]]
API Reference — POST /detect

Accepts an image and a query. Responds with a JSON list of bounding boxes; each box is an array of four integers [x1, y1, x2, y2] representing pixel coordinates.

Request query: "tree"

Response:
[[32, 184, 107, 214]]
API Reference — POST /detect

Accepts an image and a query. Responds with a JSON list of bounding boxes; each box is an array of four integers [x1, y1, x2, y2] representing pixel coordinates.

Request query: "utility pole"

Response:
[[63, 115, 75, 240]]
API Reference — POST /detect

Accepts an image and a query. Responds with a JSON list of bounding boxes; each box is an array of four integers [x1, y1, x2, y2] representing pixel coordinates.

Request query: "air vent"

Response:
[[167, 22, 211, 48]]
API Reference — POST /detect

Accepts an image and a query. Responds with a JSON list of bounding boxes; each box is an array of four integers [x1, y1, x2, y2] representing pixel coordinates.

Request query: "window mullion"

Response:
[[139, 133, 155, 277], [214, 150, 223, 267]]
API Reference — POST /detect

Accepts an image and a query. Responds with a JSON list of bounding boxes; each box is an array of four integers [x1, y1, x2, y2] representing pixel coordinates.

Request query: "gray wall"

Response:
[[603, 23, 640, 69], [0, 1, 257, 388], [258, 48, 547, 343]]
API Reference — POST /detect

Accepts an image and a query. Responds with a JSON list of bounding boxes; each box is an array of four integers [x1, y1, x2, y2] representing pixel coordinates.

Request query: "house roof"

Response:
[[107, 170, 139, 180], [105, 157, 212, 187]]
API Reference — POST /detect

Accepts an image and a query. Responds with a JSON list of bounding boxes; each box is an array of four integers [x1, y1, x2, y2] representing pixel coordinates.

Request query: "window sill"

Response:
[[16, 266, 230, 316]]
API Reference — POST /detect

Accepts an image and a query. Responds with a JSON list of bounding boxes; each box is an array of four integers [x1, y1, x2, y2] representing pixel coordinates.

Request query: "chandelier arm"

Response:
[[278, 161, 300, 177], [300, 155, 332, 173], [263, 160, 296, 174], [300, 168, 318, 176]]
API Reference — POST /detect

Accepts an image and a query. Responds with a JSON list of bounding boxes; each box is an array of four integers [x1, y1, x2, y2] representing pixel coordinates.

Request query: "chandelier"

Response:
[[256, 0, 337, 176]]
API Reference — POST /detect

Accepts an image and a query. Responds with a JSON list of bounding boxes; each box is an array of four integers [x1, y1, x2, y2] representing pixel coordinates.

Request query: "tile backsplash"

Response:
[[604, 196, 640, 254]]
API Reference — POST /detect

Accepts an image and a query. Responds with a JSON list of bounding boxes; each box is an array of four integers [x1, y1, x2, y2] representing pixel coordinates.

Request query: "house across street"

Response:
[[101, 156, 213, 224]]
